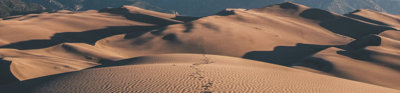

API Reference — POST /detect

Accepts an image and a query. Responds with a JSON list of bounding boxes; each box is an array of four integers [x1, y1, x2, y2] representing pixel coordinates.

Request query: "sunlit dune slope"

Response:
[[1, 54, 399, 93]]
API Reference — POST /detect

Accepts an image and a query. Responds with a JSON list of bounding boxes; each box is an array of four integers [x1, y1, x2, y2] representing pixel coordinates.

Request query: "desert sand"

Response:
[[0, 2, 399, 93], [1, 54, 399, 93]]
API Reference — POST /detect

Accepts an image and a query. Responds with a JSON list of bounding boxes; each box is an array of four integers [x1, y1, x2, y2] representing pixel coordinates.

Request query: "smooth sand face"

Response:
[[2, 54, 399, 93], [0, 2, 399, 93]]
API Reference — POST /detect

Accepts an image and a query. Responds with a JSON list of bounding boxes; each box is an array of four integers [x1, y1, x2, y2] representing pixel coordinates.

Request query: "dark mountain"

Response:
[[144, 0, 400, 16], [0, 0, 400, 18], [0, 0, 175, 18], [0, 0, 44, 18], [289, 0, 400, 14]]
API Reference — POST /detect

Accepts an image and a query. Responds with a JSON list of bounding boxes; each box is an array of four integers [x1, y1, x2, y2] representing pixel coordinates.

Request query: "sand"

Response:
[[0, 2, 399, 93], [346, 9, 400, 29], [293, 30, 400, 89], [0, 6, 184, 81], [1, 54, 399, 93]]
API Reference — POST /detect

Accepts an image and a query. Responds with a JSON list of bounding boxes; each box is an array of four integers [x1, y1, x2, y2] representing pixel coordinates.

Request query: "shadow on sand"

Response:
[[243, 43, 339, 66], [336, 35, 400, 71], [300, 8, 395, 39], [344, 11, 389, 26], [1, 7, 202, 50], [0, 26, 161, 50], [0, 58, 19, 85], [99, 7, 181, 26], [293, 57, 334, 73]]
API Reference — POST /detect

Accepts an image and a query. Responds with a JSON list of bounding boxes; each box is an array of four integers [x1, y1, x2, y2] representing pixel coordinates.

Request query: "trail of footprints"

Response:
[[188, 54, 215, 93]]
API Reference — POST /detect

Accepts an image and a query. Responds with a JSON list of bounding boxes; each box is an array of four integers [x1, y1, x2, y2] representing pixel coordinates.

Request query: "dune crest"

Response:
[[346, 9, 400, 29]]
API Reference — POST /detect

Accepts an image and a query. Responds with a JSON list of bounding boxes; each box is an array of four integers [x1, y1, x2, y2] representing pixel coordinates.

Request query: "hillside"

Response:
[[0, 0, 175, 18], [0, 0, 44, 17], [1, 0, 400, 18]]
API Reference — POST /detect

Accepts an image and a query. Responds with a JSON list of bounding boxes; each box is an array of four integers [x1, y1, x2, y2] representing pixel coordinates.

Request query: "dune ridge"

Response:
[[346, 9, 400, 29]]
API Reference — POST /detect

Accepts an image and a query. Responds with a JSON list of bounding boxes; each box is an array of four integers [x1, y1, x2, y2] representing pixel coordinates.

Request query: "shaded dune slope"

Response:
[[292, 10, 400, 89], [293, 30, 400, 89], [96, 2, 355, 58], [345, 9, 400, 29], [0, 58, 18, 84]]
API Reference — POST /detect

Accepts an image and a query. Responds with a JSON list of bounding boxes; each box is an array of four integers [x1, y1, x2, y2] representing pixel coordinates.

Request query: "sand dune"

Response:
[[380, 30, 400, 41], [0, 6, 182, 81], [0, 43, 127, 81], [96, 2, 356, 58], [0, 6, 182, 46], [294, 31, 400, 89], [346, 9, 400, 29], [1, 54, 399, 93], [0, 2, 399, 92]]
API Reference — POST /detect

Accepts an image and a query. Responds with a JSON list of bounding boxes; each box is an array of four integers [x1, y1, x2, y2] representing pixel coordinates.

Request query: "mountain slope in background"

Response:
[[0, 0, 175, 18], [0, 0, 44, 18], [289, 0, 400, 15], [1, 0, 400, 18], [141, 0, 400, 16]]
